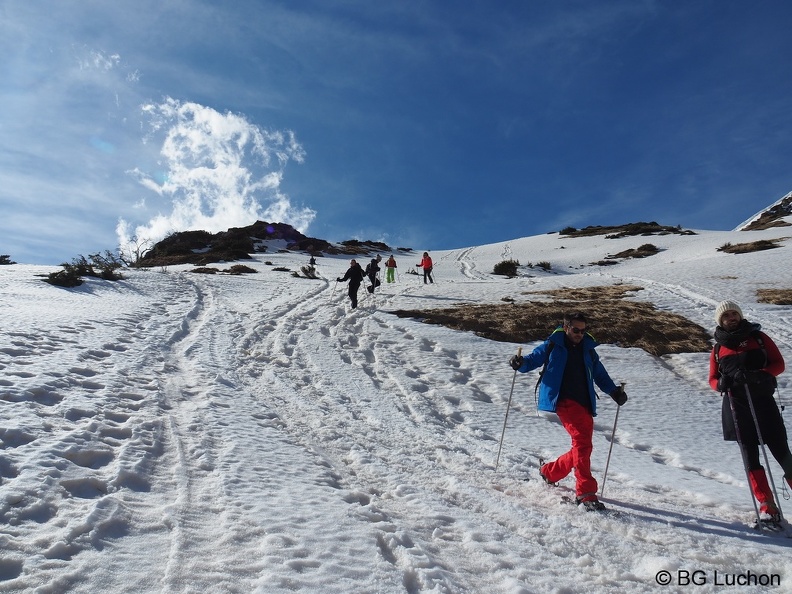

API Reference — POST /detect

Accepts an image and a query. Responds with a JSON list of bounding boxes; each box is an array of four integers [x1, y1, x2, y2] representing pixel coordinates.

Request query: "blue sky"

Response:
[[2, 1, 792, 265]]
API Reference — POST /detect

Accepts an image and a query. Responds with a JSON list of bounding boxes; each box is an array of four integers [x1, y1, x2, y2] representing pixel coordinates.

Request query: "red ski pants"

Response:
[[542, 399, 597, 498]]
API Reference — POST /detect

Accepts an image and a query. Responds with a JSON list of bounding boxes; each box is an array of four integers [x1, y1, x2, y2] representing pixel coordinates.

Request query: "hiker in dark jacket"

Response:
[[510, 312, 626, 510], [365, 255, 382, 294], [708, 300, 790, 520], [337, 260, 366, 309]]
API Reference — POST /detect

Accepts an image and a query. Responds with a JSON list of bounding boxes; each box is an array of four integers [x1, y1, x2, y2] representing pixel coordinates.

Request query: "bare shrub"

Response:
[[226, 265, 257, 275], [45, 251, 124, 287], [493, 260, 520, 276]]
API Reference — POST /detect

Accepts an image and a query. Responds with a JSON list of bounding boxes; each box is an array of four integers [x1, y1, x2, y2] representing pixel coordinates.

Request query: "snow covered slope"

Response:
[[1, 222, 791, 593]]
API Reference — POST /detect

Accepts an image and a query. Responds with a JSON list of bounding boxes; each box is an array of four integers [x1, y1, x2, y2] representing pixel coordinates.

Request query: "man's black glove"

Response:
[[336, 277, 343, 282], [509, 355, 523, 371], [610, 386, 628, 406], [717, 374, 734, 392]]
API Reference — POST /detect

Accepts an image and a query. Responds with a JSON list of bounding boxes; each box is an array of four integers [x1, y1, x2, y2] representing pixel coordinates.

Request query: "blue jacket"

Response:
[[517, 328, 618, 417]]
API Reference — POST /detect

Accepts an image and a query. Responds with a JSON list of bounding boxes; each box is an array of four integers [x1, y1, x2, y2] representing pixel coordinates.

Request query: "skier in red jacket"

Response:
[[417, 252, 433, 284]]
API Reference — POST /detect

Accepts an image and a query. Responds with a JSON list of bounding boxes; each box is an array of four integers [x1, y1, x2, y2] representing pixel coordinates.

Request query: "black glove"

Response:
[[737, 369, 766, 385], [717, 374, 733, 392], [336, 277, 343, 282], [610, 386, 628, 406], [733, 369, 749, 385], [509, 355, 524, 371]]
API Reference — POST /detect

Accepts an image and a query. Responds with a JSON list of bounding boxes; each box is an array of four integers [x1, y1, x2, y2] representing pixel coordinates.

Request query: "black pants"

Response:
[[348, 284, 360, 308], [742, 440, 792, 477]]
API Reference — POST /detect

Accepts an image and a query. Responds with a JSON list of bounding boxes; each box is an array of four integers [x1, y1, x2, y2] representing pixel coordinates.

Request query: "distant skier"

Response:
[[509, 312, 627, 511], [336, 259, 365, 309], [385, 255, 397, 283], [709, 300, 790, 522], [417, 252, 433, 284]]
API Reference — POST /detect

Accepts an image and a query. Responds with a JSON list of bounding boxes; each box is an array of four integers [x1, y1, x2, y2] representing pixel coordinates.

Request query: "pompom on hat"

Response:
[[715, 300, 743, 326]]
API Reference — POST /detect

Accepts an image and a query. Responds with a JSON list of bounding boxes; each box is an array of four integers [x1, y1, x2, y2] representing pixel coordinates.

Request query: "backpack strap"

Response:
[[534, 341, 554, 404], [714, 330, 768, 370]]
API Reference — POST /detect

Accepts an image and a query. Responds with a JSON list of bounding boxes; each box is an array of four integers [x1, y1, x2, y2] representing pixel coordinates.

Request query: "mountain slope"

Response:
[[1, 222, 790, 592]]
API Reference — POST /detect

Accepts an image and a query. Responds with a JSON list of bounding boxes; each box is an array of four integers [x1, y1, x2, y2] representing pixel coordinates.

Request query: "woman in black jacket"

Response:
[[337, 260, 366, 309]]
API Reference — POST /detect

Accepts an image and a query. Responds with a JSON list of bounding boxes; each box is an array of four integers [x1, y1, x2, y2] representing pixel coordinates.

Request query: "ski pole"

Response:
[[726, 387, 763, 527], [745, 383, 785, 520], [330, 279, 338, 300], [600, 382, 624, 497], [495, 347, 522, 472]]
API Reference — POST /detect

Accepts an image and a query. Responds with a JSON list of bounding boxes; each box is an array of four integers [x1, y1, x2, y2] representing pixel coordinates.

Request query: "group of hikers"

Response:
[[335, 252, 434, 309], [509, 301, 789, 523], [332, 250, 789, 523]]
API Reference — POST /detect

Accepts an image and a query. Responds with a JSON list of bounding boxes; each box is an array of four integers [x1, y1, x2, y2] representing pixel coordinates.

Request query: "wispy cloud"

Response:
[[118, 98, 315, 255]]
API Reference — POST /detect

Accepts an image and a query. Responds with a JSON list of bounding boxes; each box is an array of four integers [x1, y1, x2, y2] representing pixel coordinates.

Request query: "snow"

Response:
[[2, 222, 792, 593]]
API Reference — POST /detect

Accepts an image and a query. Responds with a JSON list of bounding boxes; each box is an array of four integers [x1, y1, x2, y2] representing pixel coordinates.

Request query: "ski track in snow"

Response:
[[2, 226, 792, 593]]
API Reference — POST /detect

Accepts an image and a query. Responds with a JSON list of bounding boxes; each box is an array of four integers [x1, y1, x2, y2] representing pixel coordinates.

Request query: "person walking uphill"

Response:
[[365, 255, 382, 294], [385, 255, 397, 283], [709, 300, 791, 522], [509, 312, 627, 511], [337, 259, 366, 309], [417, 252, 433, 284]]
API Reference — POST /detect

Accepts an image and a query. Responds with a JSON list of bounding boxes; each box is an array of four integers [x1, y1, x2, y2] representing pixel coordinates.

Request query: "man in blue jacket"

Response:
[[510, 312, 627, 510]]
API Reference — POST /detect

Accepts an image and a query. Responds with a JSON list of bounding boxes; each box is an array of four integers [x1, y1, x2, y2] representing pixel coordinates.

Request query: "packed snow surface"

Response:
[[2, 224, 792, 593]]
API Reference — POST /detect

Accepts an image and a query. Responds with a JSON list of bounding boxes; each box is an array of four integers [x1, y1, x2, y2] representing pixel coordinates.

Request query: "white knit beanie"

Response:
[[715, 300, 743, 325]]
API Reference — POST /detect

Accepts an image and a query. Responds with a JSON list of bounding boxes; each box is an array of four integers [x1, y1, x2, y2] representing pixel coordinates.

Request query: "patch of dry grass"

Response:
[[560, 222, 695, 238], [390, 285, 712, 357], [757, 289, 792, 305], [717, 238, 787, 254]]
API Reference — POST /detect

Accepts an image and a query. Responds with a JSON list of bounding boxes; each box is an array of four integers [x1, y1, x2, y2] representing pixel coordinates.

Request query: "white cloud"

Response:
[[118, 98, 315, 256]]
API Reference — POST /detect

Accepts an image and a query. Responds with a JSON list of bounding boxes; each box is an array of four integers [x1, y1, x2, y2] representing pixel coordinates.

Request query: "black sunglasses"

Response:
[[568, 326, 586, 335]]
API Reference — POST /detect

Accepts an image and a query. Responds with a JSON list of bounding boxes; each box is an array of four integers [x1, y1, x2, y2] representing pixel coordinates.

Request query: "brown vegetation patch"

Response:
[[608, 243, 660, 259], [559, 222, 695, 239], [390, 285, 711, 356], [742, 195, 792, 231], [136, 221, 407, 267], [757, 288, 792, 305], [590, 244, 660, 266], [717, 238, 786, 254]]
